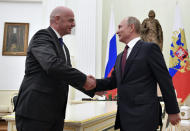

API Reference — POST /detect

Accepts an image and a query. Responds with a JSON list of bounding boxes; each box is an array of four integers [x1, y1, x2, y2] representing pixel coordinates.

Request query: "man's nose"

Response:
[[72, 22, 75, 27]]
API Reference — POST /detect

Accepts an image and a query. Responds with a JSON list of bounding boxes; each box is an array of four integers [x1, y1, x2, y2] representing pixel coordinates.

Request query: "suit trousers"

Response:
[[16, 115, 64, 131]]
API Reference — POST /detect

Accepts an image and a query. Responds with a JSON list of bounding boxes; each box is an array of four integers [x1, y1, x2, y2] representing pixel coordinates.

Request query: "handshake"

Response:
[[83, 75, 104, 96]]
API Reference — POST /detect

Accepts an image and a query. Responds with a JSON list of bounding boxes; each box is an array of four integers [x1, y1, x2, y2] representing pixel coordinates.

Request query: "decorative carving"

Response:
[[141, 10, 163, 51]]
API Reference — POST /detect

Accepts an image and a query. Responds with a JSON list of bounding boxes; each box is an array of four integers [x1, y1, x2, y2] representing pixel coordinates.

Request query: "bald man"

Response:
[[14, 6, 96, 131]]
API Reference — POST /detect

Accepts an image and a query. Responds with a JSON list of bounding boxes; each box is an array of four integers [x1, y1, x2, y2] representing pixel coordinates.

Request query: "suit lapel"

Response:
[[116, 54, 122, 79], [63, 44, 71, 66], [122, 40, 142, 79], [47, 27, 70, 65]]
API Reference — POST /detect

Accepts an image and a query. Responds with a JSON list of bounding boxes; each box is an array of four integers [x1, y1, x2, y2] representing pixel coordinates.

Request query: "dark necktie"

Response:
[[58, 38, 67, 62], [58, 38, 64, 46], [121, 45, 129, 75]]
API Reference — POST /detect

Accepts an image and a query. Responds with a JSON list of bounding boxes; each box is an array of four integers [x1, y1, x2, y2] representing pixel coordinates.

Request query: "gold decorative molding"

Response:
[[65, 111, 116, 125], [83, 115, 115, 131], [94, 122, 115, 131], [64, 126, 76, 131]]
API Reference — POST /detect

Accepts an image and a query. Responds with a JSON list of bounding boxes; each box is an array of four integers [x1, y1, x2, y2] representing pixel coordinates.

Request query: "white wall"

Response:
[[101, 0, 190, 75], [0, 1, 43, 90]]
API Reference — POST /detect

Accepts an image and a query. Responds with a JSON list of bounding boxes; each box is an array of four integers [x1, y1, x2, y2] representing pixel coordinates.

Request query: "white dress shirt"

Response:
[[51, 27, 67, 62], [126, 37, 141, 59]]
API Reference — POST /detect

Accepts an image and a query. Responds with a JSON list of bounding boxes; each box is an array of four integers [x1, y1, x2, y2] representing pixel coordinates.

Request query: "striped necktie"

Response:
[[121, 45, 129, 76]]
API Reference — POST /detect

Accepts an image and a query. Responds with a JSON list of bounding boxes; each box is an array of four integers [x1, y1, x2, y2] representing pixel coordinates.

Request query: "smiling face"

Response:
[[116, 18, 132, 44], [50, 7, 76, 36], [56, 10, 75, 36]]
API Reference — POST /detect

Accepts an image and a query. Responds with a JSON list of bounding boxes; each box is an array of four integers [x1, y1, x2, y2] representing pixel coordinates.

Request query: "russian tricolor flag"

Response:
[[104, 10, 117, 100]]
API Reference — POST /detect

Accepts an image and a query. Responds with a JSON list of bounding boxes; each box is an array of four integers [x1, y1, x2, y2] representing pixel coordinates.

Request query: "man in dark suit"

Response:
[[88, 17, 181, 131], [15, 6, 96, 131]]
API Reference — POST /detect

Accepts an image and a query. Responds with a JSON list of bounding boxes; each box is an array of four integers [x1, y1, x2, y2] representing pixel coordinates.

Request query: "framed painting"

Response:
[[2, 22, 29, 56]]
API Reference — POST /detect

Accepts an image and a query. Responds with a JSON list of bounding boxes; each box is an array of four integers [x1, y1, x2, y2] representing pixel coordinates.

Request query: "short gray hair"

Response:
[[127, 16, 141, 34]]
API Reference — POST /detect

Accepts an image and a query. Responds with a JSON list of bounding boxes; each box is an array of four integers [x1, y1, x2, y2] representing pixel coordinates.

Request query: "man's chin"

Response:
[[63, 33, 71, 36], [65, 31, 72, 35], [119, 38, 123, 42]]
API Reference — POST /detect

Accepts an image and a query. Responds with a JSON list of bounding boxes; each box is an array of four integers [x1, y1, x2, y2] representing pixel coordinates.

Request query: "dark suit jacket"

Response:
[[15, 27, 94, 122], [95, 40, 179, 131]]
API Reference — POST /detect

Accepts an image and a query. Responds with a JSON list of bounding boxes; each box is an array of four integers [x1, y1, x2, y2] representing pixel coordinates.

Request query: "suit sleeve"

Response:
[[30, 32, 87, 89], [148, 43, 180, 114], [95, 67, 117, 92]]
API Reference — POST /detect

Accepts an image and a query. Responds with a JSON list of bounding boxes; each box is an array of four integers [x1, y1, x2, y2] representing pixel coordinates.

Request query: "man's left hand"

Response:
[[168, 113, 181, 125]]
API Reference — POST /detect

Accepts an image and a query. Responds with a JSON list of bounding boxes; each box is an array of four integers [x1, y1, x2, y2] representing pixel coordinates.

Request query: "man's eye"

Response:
[[69, 19, 74, 22]]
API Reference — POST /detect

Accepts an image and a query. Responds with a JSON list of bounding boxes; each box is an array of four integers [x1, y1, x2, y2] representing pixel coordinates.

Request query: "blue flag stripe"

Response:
[[104, 34, 117, 78]]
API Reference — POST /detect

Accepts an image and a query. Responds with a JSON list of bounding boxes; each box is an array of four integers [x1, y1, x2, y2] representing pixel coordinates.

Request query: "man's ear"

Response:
[[54, 16, 60, 24], [130, 24, 135, 33]]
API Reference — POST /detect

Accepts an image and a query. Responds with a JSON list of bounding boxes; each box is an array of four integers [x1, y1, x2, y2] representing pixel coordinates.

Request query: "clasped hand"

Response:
[[83, 75, 96, 90], [83, 75, 105, 97]]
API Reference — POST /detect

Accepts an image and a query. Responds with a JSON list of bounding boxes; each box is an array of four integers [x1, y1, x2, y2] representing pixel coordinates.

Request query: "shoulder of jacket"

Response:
[[35, 28, 50, 36], [32, 28, 52, 40], [141, 41, 155, 46], [140, 41, 159, 50], [28, 28, 53, 48], [143, 42, 161, 54]]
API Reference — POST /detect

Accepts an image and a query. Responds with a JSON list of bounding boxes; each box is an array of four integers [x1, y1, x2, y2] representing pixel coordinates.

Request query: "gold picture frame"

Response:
[[2, 22, 29, 56]]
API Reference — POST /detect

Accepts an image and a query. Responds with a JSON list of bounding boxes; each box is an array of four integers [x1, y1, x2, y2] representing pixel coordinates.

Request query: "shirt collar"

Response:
[[50, 26, 61, 39], [127, 37, 141, 49]]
